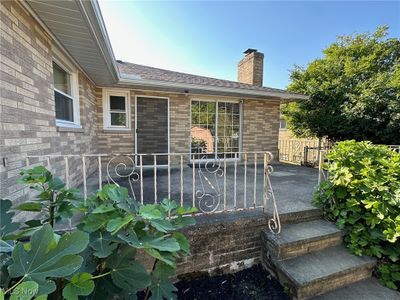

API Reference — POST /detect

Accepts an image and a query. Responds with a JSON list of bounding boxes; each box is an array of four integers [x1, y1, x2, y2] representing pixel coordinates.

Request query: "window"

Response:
[[52, 58, 80, 127], [280, 119, 287, 130], [103, 90, 130, 129], [191, 100, 241, 159], [53, 62, 73, 122]]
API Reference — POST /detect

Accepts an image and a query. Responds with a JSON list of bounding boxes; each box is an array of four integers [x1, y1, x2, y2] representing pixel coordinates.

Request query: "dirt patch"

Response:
[[175, 265, 290, 300]]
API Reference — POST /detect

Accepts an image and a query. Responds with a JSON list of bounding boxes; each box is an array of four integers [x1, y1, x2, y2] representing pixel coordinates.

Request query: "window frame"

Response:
[[52, 51, 80, 128], [190, 98, 242, 161], [103, 89, 131, 130]]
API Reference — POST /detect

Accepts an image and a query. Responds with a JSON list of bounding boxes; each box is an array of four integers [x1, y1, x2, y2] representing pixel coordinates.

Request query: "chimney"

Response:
[[237, 48, 264, 87]]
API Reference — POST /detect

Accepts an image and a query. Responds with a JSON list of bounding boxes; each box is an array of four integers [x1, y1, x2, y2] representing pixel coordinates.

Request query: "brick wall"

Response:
[[135, 211, 268, 278], [242, 99, 280, 159], [97, 91, 279, 162], [237, 51, 264, 87], [176, 211, 268, 277], [0, 1, 98, 203]]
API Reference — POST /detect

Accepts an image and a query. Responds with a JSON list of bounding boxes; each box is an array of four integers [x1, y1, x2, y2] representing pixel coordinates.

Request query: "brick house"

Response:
[[0, 0, 306, 204]]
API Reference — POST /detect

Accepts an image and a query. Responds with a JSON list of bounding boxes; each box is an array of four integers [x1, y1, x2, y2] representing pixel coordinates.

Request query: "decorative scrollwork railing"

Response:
[[106, 155, 140, 201], [263, 153, 281, 234], [25, 151, 281, 235], [195, 156, 224, 213]]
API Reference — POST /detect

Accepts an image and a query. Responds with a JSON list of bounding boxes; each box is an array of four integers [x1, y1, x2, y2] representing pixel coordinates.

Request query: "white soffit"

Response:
[[26, 0, 119, 85]]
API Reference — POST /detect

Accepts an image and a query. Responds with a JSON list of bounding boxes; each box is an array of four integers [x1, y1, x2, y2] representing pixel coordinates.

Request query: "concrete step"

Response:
[[273, 246, 376, 299], [311, 278, 400, 300], [262, 219, 342, 260], [277, 208, 323, 224]]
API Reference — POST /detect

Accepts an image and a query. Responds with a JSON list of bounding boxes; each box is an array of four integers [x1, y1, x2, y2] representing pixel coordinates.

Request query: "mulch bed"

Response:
[[174, 265, 290, 300]]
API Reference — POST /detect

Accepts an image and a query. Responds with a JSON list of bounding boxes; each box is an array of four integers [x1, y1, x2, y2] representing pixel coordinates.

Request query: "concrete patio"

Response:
[[83, 161, 320, 219]]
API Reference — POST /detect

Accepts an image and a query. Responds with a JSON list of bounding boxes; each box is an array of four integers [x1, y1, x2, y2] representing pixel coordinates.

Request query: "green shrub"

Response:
[[0, 166, 197, 299], [314, 140, 400, 289]]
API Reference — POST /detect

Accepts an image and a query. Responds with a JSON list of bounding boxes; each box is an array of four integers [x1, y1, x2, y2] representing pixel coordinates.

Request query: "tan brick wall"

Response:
[[0, 1, 98, 203], [97, 91, 279, 162], [242, 99, 280, 160], [97, 90, 191, 163]]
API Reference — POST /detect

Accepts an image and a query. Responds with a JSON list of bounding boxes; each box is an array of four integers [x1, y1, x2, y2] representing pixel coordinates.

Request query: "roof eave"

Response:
[[117, 78, 308, 100], [77, 0, 119, 83]]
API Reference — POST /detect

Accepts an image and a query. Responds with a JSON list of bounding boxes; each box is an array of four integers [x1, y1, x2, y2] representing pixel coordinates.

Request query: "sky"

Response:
[[98, 1, 400, 89]]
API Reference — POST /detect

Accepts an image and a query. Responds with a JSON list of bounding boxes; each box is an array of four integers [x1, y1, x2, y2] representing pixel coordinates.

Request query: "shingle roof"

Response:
[[117, 61, 295, 96]]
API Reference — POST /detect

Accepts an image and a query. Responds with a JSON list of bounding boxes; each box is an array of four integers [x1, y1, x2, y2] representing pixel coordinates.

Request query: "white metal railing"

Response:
[[25, 151, 281, 234], [278, 139, 331, 166], [388, 145, 400, 153]]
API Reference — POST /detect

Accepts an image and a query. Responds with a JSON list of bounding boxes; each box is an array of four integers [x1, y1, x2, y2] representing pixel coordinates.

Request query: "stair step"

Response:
[[274, 246, 376, 299], [262, 219, 342, 259], [311, 278, 400, 300], [278, 208, 323, 224]]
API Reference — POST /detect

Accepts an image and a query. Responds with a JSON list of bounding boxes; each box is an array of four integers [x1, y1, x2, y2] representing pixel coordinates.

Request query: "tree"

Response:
[[283, 26, 400, 144]]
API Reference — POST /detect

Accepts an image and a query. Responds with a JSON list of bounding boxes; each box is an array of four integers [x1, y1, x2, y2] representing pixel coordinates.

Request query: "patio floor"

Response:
[[84, 162, 320, 219]]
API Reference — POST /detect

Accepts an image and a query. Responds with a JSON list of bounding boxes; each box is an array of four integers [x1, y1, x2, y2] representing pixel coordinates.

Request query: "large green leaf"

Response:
[[89, 232, 118, 258], [98, 184, 129, 203], [10, 281, 38, 300], [91, 203, 115, 214], [106, 215, 134, 235], [63, 273, 94, 300], [117, 229, 142, 248], [118, 231, 180, 252], [0, 199, 20, 238], [149, 281, 177, 300], [173, 232, 190, 255], [0, 240, 14, 253], [160, 199, 177, 214], [17, 202, 43, 212], [139, 205, 164, 220], [144, 249, 175, 268], [143, 236, 180, 252], [8, 225, 88, 294], [106, 246, 150, 292], [149, 219, 176, 233]]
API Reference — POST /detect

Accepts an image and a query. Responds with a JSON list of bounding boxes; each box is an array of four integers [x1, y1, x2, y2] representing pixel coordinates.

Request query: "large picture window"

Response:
[[191, 100, 240, 159]]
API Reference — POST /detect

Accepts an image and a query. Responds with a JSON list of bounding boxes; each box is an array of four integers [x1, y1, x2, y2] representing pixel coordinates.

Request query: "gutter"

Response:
[[117, 78, 309, 101]]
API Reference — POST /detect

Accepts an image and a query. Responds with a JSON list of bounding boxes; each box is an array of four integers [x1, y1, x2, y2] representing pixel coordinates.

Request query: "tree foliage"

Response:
[[283, 26, 400, 144], [0, 166, 197, 299]]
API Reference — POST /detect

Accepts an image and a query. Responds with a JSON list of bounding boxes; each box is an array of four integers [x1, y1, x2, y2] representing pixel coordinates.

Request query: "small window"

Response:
[[53, 62, 74, 122], [104, 90, 130, 129], [280, 119, 287, 130]]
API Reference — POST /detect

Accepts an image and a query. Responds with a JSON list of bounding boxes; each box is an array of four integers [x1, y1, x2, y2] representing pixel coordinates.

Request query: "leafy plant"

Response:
[[314, 140, 400, 289], [16, 166, 83, 228], [1, 166, 197, 299]]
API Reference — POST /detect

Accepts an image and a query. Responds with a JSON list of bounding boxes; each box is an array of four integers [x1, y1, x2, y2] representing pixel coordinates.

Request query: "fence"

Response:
[[278, 139, 331, 166], [25, 151, 281, 234]]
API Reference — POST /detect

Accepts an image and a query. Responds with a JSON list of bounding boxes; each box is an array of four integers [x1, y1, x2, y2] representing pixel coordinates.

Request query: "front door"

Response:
[[136, 96, 169, 165]]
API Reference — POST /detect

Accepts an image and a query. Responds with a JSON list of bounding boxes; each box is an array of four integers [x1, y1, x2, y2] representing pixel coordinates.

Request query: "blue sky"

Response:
[[98, 1, 400, 89]]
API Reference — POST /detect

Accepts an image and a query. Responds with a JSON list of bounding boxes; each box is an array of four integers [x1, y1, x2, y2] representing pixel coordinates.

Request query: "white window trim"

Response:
[[53, 48, 81, 128], [103, 89, 131, 130], [190, 98, 242, 161]]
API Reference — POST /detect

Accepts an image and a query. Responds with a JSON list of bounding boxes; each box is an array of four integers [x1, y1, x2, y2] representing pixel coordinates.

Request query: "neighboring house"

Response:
[[0, 0, 306, 203]]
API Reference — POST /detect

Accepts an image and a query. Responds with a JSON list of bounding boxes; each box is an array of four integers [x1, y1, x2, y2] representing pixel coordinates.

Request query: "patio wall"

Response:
[[137, 211, 269, 278], [0, 1, 99, 204]]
